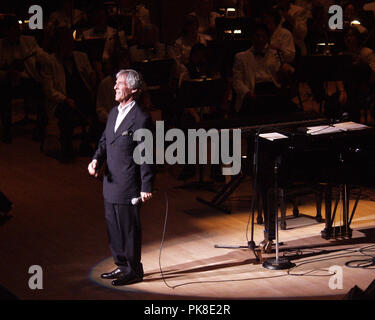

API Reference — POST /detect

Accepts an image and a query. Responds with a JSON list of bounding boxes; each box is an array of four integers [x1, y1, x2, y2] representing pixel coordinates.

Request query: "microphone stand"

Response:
[[214, 129, 262, 262], [248, 129, 260, 251], [263, 156, 295, 270]]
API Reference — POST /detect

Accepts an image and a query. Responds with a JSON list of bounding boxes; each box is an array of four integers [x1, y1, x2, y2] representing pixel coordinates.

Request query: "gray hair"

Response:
[[116, 69, 143, 92]]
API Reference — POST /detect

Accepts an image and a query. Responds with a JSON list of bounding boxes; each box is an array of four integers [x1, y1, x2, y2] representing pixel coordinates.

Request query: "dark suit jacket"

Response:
[[93, 102, 154, 204]]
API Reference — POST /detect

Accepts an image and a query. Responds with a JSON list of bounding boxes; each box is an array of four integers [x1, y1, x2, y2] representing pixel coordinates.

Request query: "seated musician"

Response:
[[294, 0, 336, 17], [263, 8, 296, 64], [343, 2, 368, 34], [40, 27, 97, 162], [47, 0, 87, 31], [275, 0, 309, 56], [129, 5, 165, 63], [0, 15, 47, 143], [305, 3, 330, 55], [304, 4, 331, 105], [233, 23, 297, 116], [169, 14, 209, 80], [178, 43, 221, 123], [177, 43, 224, 181], [330, 26, 375, 123], [45, 0, 88, 51], [83, 5, 127, 78], [188, 0, 221, 39]]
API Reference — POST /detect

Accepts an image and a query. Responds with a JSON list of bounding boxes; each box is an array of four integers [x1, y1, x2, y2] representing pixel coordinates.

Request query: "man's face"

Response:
[[114, 74, 136, 104], [252, 29, 269, 51], [263, 15, 276, 33], [186, 22, 199, 38]]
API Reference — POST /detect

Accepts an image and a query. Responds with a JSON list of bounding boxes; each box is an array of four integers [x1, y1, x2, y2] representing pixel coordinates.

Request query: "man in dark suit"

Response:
[[88, 69, 154, 286]]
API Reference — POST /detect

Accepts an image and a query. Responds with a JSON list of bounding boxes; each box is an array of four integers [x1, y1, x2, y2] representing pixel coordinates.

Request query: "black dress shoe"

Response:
[[111, 275, 142, 286], [101, 268, 126, 279]]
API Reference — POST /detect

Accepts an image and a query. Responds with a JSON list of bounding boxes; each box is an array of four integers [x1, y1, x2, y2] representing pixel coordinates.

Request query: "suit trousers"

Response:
[[104, 201, 144, 279]]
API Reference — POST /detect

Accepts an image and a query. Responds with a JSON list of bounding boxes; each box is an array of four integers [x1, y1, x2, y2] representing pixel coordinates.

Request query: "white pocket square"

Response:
[[121, 130, 132, 136]]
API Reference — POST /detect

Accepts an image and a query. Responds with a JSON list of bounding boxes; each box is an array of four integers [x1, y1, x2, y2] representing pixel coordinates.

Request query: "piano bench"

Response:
[[279, 183, 324, 230]]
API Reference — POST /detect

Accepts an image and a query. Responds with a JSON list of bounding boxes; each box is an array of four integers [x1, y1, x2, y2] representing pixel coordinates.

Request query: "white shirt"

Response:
[[47, 9, 86, 30], [114, 100, 135, 132], [189, 11, 221, 35], [96, 75, 116, 123], [0, 35, 44, 82], [250, 47, 274, 84], [83, 26, 127, 61], [270, 25, 295, 63]]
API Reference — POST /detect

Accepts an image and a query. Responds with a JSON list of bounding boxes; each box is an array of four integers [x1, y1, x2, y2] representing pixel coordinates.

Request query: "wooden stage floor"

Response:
[[1, 123, 375, 301]]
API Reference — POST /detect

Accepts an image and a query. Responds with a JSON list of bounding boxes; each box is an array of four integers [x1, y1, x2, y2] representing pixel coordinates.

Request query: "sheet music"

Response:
[[307, 122, 368, 135], [259, 132, 288, 141], [333, 122, 368, 131], [306, 125, 341, 135]]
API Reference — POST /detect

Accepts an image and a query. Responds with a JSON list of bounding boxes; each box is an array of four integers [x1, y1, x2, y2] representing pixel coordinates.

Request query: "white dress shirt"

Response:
[[270, 25, 295, 63], [96, 75, 116, 123], [250, 47, 274, 84], [233, 46, 281, 112], [83, 26, 127, 62], [114, 100, 135, 132]]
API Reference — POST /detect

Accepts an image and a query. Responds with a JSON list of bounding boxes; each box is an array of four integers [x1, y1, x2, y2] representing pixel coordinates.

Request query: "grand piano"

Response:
[[255, 119, 375, 239], [196, 112, 375, 240]]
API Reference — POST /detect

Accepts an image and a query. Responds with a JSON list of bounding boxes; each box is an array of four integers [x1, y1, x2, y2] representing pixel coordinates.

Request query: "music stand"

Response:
[[175, 78, 226, 191], [132, 58, 174, 88], [215, 17, 255, 41]]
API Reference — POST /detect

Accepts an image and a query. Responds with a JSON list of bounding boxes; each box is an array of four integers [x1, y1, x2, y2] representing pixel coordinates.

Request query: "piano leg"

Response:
[[256, 192, 263, 224], [343, 184, 349, 237], [292, 199, 299, 217], [321, 184, 354, 239], [321, 184, 332, 239], [315, 185, 323, 222], [342, 184, 353, 238]]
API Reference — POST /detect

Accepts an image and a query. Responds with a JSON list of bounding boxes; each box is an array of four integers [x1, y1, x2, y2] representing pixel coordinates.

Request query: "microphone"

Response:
[[131, 196, 142, 205]]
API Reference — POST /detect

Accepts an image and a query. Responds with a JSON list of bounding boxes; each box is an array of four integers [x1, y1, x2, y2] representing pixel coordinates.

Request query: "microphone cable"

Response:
[[158, 191, 174, 289]]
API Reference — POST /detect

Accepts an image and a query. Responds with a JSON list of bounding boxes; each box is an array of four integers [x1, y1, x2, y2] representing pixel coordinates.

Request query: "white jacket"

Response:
[[0, 35, 45, 82], [83, 26, 127, 61], [40, 51, 95, 116], [280, 4, 308, 56], [233, 47, 281, 112]]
